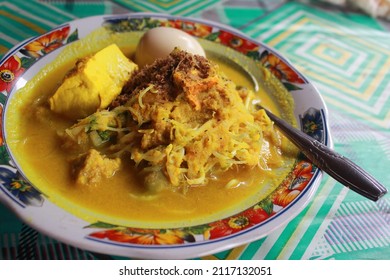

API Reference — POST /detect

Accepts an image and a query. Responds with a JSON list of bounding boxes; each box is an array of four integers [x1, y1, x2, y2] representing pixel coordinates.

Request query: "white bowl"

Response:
[[0, 13, 331, 259]]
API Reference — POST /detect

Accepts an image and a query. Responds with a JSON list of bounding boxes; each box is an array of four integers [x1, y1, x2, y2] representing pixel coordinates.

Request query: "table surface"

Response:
[[1, 0, 389, 260]]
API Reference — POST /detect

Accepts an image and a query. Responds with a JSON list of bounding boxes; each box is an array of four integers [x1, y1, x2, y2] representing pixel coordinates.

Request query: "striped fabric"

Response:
[[1, 226, 95, 260]]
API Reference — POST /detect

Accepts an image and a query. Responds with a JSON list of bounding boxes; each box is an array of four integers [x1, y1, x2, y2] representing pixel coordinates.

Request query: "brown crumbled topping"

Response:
[[110, 49, 211, 108]]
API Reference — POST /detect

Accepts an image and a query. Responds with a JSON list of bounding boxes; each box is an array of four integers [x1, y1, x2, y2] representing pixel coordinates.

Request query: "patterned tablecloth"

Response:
[[1, 0, 389, 260]]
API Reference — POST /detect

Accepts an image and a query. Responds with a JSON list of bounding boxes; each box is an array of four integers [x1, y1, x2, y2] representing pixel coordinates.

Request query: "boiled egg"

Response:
[[135, 27, 206, 68]]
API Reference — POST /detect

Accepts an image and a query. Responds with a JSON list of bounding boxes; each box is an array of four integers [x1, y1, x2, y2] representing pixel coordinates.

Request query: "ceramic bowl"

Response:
[[0, 13, 331, 259]]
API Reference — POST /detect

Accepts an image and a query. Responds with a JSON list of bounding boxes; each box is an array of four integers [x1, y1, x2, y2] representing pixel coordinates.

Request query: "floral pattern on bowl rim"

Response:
[[0, 13, 330, 259]]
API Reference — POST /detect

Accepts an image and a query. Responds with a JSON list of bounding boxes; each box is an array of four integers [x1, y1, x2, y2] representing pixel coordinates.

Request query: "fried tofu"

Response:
[[49, 44, 137, 119], [72, 149, 121, 186]]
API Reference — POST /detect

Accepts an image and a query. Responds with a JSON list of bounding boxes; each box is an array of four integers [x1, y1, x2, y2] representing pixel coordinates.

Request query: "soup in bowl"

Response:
[[0, 14, 329, 259]]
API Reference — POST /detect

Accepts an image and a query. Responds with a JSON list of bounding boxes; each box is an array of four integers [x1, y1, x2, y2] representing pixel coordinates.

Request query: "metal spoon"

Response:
[[258, 105, 387, 201]]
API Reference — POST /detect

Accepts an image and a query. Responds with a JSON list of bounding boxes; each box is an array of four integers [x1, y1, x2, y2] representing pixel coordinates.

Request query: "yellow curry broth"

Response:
[[6, 30, 297, 228]]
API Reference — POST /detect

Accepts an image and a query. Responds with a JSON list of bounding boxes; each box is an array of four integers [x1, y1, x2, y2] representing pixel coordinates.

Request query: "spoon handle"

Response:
[[262, 107, 387, 201]]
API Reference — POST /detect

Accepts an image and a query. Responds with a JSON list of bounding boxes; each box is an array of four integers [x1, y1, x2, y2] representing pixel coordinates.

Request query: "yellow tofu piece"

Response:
[[49, 44, 137, 119], [73, 149, 121, 186]]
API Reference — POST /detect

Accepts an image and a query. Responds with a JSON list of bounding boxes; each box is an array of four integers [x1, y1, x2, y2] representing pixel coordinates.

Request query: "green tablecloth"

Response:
[[1, 0, 389, 260]]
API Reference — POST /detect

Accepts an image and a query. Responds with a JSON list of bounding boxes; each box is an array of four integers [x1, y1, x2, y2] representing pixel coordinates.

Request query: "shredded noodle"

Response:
[[65, 49, 281, 189]]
